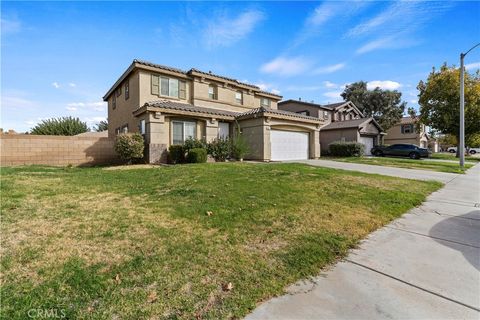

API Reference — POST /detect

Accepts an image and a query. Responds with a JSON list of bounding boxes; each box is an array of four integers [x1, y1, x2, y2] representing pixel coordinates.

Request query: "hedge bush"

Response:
[[169, 145, 186, 164], [114, 133, 145, 164], [208, 138, 231, 162], [329, 141, 365, 157], [31, 116, 89, 136], [231, 134, 249, 160], [184, 138, 207, 153], [186, 148, 207, 163]]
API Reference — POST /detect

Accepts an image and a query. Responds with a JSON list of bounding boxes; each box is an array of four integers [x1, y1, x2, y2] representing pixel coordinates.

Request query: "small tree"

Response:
[[94, 120, 108, 132], [31, 116, 89, 136], [114, 133, 144, 164], [231, 133, 249, 161]]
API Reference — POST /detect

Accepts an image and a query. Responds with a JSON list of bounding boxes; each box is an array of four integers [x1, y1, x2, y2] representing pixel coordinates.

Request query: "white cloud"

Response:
[[367, 80, 402, 90], [349, 2, 452, 54], [314, 63, 346, 74], [1, 16, 21, 35], [1, 95, 38, 110], [409, 99, 418, 104], [254, 82, 281, 95], [204, 9, 265, 48], [323, 91, 343, 101], [66, 101, 106, 112], [260, 56, 311, 76], [68, 83, 76, 87], [465, 62, 480, 71], [323, 81, 338, 88], [52, 82, 60, 89]]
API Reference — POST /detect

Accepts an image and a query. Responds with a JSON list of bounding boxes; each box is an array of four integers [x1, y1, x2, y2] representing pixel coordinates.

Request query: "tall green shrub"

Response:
[[329, 141, 365, 157], [168, 145, 186, 164], [114, 133, 145, 164], [31, 117, 89, 136], [183, 138, 207, 153], [208, 138, 231, 162], [186, 148, 207, 163]]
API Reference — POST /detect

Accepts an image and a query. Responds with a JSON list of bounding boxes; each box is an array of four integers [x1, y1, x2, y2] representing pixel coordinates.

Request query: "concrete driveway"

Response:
[[292, 159, 458, 183], [246, 164, 480, 320]]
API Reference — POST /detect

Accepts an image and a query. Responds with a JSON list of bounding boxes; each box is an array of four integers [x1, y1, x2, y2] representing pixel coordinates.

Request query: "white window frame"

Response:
[[172, 120, 196, 145], [139, 120, 145, 135], [235, 91, 243, 104], [208, 85, 217, 100], [260, 97, 270, 108], [218, 122, 230, 139]]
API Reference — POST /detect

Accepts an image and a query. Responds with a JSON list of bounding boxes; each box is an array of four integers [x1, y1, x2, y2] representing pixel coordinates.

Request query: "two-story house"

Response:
[[278, 99, 384, 155], [103, 60, 324, 162], [384, 116, 430, 148]]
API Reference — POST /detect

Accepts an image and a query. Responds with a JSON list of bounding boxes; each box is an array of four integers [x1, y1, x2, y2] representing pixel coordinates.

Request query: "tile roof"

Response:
[[400, 116, 418, 124], [140, 101, 322, 122], [237, 106, 322, 121], [278, 99, 347, 110], [144, 100, 238, 118], [321, 118, 370, 130], [136, 60, 281, 97]]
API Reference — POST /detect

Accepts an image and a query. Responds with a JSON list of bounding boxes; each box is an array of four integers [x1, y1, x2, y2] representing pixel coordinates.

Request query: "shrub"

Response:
[[231, 134, 249, 161], [183, 138, 207, 153], [329, 141, 365, 157], [186, 148, 207, 163], [208, 138, 231, 162], [168, 145, 186, 164], [114, 133, 145, 164], [31, 116, 89, 136]]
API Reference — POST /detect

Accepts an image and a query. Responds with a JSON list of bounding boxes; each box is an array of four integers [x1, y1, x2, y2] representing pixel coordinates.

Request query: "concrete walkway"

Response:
[[246, 164, 480, 320], [291, 159, 458, 183]]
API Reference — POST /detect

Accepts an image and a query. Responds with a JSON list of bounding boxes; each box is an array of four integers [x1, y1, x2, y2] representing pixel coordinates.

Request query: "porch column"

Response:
[[145, 111, 169, 163], [205, 118, 219, 142], [310, 129, 321, 159]]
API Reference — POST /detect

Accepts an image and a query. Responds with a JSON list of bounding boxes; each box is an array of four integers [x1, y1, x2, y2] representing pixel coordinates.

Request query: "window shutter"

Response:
[[179, 80, 186, 99], [151, 75, 159, 96], [401, 125, 405, 134]]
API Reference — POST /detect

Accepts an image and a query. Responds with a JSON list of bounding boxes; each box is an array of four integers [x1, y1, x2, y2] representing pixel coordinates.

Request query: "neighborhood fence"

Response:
[[0, 134, 119, 166]]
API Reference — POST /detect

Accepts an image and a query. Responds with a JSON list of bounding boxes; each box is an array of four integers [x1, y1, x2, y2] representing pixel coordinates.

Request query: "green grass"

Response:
[[326, 156, 474, 173], [0, 163, 441, 319], [430, 152, 480, 162]]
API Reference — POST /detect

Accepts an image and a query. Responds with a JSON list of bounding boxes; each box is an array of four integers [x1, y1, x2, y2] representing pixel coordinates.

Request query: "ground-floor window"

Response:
[[218, 122, 229, 139], [172, 120, 196, 145], [139, 120, 145, 135]]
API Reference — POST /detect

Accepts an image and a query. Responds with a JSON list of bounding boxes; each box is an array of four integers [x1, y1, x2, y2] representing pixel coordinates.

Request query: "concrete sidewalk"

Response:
[[292, 159, 458, 183], [246, 164, 480, 320]]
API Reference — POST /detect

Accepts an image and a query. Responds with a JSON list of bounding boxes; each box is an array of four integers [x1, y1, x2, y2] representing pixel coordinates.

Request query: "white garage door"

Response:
[[270, 130, 309, 161], [359, 136, 374, 156]]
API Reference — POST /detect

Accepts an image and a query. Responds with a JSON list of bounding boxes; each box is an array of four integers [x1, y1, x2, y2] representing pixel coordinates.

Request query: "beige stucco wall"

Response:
[[320, 129, 359, 152], [108, 70, 141, 138], [278, 102, 323, 118], [138, 70, 192, 105], [1, 134, 118, 166], [237, 117, 267, 160]]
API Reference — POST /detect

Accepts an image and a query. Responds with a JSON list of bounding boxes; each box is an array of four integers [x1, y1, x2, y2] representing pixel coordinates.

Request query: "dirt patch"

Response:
[[103, 164, 163, 171]]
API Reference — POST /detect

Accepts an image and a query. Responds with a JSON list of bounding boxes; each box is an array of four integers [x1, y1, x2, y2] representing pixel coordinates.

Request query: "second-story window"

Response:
[[208, 85, 217, 100], [260, 97, 270, 108], [323, 111, 329, 119], [235, 91, 243, 104], [125, 80, 129, 100], [401, 124, 414, 134], [152, 75, 186, 99]]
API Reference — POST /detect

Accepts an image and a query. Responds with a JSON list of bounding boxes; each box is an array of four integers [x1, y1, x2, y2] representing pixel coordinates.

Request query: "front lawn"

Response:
[[430, 152, 480, 162], [1, 163, 441, 319], [327, 156, 473, 173]]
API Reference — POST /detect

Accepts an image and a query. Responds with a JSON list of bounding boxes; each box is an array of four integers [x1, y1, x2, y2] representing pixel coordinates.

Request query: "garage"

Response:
[[359, 135, 374, 156], [270, 130, 309, 161]]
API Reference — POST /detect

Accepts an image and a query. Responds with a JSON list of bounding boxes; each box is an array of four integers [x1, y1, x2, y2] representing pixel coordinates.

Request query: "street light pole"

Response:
[[459, 42, 480, 169], [459, 53, 465, 168]]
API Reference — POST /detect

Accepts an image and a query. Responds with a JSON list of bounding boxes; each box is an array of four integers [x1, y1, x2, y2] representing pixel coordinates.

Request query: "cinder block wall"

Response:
[[0, 134, 118, 166]]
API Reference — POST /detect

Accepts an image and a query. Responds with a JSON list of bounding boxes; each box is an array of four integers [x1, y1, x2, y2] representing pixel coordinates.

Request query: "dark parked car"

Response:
[[371, 144, 430, 159]]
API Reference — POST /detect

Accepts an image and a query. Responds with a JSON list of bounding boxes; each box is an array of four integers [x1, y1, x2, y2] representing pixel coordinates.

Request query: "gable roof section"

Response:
[[104, 59, 282, 101], [133, 100, 322, 124], [321, 117, 383, 132], [278, 100, 364, 116]]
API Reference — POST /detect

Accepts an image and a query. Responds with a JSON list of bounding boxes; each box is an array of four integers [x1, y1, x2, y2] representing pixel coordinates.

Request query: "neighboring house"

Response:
[[278, 100, 384, 155], [384, 116, 431, 149], [103, 60, 324, 163]]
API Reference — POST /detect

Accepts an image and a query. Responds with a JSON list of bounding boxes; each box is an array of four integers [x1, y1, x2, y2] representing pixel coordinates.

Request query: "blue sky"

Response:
[[2, 1, 479, 132]]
